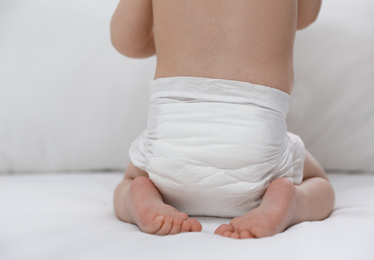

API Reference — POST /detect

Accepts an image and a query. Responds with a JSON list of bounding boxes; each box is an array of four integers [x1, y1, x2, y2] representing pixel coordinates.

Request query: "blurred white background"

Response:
[[0, 0, 156, 173], [0, 0, 373, 174]]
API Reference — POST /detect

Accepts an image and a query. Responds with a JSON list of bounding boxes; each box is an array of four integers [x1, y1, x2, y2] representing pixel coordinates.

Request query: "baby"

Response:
[[111, 0, 335, 239]]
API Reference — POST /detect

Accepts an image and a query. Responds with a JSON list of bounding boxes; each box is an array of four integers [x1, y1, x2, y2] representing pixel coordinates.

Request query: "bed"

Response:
[[1, 0, 374, 259], [1, 172, 374, 260]]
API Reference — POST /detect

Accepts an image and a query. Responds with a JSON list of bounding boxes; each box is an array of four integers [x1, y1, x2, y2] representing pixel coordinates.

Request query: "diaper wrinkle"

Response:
[[129, 76, 305, 217]]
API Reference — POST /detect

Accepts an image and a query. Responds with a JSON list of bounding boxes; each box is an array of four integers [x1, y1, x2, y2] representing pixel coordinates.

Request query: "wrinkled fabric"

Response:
[[130, 77, 305, 218]]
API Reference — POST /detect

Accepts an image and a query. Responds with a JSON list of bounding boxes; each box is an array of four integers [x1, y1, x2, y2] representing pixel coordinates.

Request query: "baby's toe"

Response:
[[140, 215, 164, 234], [214, 224, 233, 236], [239, 230, 253, 239], [230, 232, 240, 239], [189, 218, 202, 232], [169, 217, 183, 234], [155, 215, 173, 235], [181, 219, 192, 232], [223, 230, 233, 238]]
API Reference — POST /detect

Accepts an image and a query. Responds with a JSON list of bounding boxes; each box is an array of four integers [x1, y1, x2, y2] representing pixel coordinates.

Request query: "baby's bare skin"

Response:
[[111, 0, 335, 238], [153, 0, 296, 93], [111, 0, 322, 93]]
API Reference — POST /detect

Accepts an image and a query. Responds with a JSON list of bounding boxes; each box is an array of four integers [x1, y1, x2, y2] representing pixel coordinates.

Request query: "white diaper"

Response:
[[129, 76, 305, 218]]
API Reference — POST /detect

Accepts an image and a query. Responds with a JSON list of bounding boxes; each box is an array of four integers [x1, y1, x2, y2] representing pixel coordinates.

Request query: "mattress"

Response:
[[1, 172, 374, 260]]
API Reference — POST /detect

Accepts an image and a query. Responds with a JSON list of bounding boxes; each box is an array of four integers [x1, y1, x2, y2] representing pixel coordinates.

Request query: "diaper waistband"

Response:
[[149, 76, 290, 116]]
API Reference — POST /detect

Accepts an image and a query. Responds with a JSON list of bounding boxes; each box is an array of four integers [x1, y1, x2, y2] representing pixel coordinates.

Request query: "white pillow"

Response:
[[0, 0, 156, 173], [1, 0, 373, 174], [287, 0, 374, 172]]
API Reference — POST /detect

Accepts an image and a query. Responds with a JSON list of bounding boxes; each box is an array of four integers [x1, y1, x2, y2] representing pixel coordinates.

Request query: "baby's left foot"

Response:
[[215, 178, 299, 239]]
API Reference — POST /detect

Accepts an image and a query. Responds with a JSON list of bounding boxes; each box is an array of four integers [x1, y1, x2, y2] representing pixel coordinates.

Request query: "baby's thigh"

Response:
[[302, 150, 327, 180], [124, 162, 149, 181]]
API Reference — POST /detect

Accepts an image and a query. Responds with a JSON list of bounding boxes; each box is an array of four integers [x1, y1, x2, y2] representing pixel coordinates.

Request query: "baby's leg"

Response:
[[113, 162, 202, 235], [215, 150, 335, 239]]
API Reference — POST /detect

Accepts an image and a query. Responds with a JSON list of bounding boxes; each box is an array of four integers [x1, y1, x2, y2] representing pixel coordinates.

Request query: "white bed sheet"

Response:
[[1, 172, 374, 260]]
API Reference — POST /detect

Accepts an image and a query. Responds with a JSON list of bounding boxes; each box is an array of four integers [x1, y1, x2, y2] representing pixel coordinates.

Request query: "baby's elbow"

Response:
[[111, 39, 156, 58], [297, 0, 322, 30], [110, 36, 144, 58], [110, 20, 143, 58], [296, 15, 318, 30], [111, 42, 137, 58]]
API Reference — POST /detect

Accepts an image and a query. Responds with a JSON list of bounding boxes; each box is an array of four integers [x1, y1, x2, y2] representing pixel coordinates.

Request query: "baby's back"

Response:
[[153, 0, 298, 94]]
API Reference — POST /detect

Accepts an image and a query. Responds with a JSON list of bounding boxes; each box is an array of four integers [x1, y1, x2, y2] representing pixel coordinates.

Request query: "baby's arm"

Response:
[[297, 0, 322, 30], [110, 0, 155, 58]]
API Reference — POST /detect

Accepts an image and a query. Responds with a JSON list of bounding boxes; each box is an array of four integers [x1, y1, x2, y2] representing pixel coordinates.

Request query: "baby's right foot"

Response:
[[127, 176, 202, 235]]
